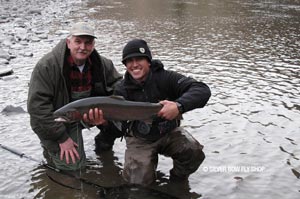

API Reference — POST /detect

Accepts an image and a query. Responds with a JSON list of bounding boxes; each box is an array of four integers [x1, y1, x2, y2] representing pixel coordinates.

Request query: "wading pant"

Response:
[[43, 123, 86, 171], [123, 127, 205, 185]]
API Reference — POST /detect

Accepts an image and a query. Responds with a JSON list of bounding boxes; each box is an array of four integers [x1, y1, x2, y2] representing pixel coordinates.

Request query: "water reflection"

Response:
[[29, 165, 101, 198], [93, 150, 125, 187], [28, 153, 191, 199], [28, 150, 125, 198], [152, 172, 202, 199]]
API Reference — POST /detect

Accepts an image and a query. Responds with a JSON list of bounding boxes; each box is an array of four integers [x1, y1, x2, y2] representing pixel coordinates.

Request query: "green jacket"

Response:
[[27, 39, 122, 152]]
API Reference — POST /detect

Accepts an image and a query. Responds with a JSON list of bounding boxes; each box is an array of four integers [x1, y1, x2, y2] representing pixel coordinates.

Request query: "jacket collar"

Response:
[[150, 59, 164, 72], [67, 55, 92, 68]]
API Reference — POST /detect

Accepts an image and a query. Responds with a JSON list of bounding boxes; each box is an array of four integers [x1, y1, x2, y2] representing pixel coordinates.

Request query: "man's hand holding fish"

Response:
[[82, 107, 108, 126]]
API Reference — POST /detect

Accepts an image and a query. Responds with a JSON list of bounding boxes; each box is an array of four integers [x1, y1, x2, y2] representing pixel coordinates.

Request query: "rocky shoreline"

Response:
[[0, 0, 85, 78]]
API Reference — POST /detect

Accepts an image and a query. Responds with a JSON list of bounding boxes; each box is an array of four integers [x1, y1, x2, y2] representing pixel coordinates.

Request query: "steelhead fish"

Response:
[[53, 96, 163, 123]]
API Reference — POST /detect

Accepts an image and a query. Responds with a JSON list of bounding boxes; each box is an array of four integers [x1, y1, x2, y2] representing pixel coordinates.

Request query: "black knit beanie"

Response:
[[122, 39, 152, 64]]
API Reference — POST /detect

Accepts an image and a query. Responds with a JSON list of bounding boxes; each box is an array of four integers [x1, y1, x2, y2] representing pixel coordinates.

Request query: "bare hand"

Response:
[[83, 108, 107, 126], [59, 137, 80, 164], [157, 100, 180, 120]]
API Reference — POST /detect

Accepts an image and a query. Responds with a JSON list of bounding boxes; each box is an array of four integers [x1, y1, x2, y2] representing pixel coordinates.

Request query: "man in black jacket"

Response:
[[114, 39, 211, 185]]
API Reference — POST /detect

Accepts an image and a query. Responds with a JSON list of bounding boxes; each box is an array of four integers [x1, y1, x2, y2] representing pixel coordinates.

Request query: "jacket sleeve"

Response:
[[113, 79, 128, 99], [101, 57, 123, 94], [161, 70, 211, 113], [27, 61, 68, 143]]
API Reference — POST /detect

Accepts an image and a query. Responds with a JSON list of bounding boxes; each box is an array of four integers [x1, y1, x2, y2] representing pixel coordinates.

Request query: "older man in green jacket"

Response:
[[27, 22, 122, 171]]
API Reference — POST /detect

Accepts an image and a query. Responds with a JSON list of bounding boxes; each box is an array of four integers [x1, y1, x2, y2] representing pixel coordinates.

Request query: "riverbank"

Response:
[[0, 0, 83, 80]]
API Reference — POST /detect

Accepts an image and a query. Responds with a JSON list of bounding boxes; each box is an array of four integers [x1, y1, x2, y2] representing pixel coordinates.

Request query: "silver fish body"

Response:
[[53, 96, 163, 123]]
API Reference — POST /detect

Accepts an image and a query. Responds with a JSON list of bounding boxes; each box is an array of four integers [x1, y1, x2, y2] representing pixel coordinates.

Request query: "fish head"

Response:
[[53, 110, 82, 123]]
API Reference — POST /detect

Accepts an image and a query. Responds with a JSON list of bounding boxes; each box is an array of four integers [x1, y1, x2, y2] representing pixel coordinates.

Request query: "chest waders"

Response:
[[49, 89, 92, 171]]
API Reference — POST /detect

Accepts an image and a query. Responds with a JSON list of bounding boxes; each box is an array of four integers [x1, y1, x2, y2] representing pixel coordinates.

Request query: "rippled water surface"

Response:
[[0, 0, 300, 198]]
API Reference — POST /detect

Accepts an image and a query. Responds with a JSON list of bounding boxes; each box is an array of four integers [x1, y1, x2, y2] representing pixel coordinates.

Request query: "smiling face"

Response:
[[66, 35, 95, 65], [124, 57, 151, 83]]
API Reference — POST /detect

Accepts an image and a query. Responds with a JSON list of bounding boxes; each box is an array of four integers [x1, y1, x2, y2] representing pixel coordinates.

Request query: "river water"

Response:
[[0, 0, 299, 198]]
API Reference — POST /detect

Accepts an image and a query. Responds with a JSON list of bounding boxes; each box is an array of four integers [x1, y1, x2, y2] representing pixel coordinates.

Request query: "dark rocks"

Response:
[[0, 67, 14, 77], [0, 0, 77, 71], [1, 105, 26, 114]]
